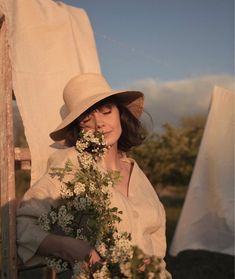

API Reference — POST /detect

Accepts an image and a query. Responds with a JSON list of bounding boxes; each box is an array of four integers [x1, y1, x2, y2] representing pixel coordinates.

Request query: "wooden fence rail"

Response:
[[14, 148, 31, 170]]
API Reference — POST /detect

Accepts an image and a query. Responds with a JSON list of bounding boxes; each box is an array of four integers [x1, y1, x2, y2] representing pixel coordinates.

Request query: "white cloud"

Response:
[[126, 74, 234, 131]]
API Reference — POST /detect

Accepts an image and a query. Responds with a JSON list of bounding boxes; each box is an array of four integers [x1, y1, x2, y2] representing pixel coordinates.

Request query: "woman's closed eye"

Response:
[[101, 108, 111, 115], [99, 105, 112, 115], [80, 115, 91, 124], [79, 104, 113, 126]]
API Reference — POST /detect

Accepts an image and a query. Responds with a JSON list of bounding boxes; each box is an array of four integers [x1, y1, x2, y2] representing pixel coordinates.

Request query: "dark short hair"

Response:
[[64, 96, 146, 152]]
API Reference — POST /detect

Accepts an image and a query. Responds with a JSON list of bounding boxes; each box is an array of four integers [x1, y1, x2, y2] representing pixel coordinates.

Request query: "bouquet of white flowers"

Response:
[[38, 130, 164, 279]]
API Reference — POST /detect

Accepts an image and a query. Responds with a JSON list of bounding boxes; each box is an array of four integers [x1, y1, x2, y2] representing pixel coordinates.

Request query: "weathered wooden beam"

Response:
[[0, 21, 17, 279], [14, 148, 31, 170], [14, 148, 31, 161]]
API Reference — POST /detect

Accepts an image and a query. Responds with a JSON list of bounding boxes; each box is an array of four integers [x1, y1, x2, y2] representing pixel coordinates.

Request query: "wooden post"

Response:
[[0, 21, 17, 278]]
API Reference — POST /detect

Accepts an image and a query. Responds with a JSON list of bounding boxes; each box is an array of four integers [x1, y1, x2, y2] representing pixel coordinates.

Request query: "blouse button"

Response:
[[133, 211, 139, 218]]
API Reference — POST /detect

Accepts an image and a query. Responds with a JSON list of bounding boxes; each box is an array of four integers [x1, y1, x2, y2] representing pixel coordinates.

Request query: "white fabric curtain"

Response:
[[0, 0, 101, 185], [170, 86, 234, 256]]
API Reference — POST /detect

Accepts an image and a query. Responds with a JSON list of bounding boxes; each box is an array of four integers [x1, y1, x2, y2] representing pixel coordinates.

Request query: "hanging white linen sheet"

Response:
[[0, 0, 101, 185], [170, 86, 234, 256]]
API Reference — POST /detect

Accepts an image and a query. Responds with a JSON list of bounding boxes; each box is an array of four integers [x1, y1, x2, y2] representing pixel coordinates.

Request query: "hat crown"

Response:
[[63, 73, 112, 112]]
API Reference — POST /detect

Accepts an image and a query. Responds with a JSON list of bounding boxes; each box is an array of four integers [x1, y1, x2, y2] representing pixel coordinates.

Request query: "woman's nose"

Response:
[[93, 112, 105, 130]]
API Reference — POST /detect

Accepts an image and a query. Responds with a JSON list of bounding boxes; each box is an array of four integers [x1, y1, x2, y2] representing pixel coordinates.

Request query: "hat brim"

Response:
[[50, 90, 144, 141]]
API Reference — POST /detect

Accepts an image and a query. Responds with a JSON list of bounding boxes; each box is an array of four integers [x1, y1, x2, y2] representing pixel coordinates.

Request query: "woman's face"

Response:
[[79, 103, 122, 147]]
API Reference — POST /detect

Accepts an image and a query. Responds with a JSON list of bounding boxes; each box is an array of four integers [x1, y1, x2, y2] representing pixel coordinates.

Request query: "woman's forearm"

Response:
[[37, 234, 65, 258], [37, 234, 92, 263]]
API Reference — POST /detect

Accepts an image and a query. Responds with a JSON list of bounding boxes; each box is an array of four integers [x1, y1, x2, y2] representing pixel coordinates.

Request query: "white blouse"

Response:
[[109, 156, 167, 258], [17, 147, 170, 278]]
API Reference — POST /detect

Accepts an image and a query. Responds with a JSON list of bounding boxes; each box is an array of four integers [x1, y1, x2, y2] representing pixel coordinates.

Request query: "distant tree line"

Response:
[[130, 115, 206, 187]]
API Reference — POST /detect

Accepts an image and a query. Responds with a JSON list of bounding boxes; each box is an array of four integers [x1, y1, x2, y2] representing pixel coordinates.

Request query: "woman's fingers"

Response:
[[138, 258, 151, 272], [89, 249, 101, 265]]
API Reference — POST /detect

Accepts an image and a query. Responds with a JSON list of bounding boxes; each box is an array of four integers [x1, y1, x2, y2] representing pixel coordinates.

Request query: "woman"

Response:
[[17, 73, 171, 278]]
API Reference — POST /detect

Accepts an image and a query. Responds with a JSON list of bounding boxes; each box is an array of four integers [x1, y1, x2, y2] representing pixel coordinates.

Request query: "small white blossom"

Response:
[[77, 152, 94, 169], [57, 205, 74, 232], [93, 263, 110, 279], [49, 211, 57, 224], [61, 184, 74, 198], [45, 257, 68, 273], [72, 261, 85, 277], [76, 229, 87, 240], [79, 197, 88, 210], [120, 262, 132, 278], [89, 182, 96, 192], [95, 242, 107, 258], [75, 141, 89, 153], [38, 213, 51, 231], [74, 183, 86, 195], [107, 180, 114, 188], [110, 232, 133, 263]]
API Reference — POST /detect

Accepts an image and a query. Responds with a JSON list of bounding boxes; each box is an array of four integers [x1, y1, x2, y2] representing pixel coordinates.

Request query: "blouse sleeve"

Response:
[[17, 174, 60, 265], [151, 204, 173, 279], [151, 204, 167, 258], [17, 147, 77, 265]]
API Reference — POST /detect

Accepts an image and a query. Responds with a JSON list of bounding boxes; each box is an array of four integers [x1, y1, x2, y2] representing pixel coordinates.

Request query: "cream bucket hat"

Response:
[[50, 73, 144, 141]]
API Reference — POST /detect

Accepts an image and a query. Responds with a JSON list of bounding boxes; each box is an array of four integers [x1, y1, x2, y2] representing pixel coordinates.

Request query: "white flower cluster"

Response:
[[61, 184, 74, 198], [72, 262, 87, 279], [77, 152, 94, 169], [57, 205, 74, 234], [92, 264, 110, 279], [75, 130, 109, 161], [95, 241, 107, 258], [38, 213, 51, 231], [75, 141, 89, 153], [45, 257, 68, 273], [120, 261, 132, 278], [74, 183, 86, 195], [38, 130, 164, 279], [111, 232, 133, 263]]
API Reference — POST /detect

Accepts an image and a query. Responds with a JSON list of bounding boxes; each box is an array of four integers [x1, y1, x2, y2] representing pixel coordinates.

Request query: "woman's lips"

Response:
[[103, 131, 112, 135]]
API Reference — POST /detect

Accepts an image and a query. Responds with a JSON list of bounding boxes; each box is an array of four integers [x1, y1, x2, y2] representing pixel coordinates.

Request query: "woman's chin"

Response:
[[105, 139, 118, 149]]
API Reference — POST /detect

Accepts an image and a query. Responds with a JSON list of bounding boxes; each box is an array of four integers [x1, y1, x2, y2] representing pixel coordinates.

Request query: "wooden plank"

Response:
[[14, 148, 31, 170], [14, 148, 31, 161], [0, 21, 17, 279], [19, 161, 31, 171]]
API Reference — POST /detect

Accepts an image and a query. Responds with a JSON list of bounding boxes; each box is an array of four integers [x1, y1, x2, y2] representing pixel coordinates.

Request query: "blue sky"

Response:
[[63, 0, 234, 129]]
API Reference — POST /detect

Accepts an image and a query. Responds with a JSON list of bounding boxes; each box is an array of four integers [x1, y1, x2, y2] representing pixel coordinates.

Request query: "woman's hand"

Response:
[[89, 249, 101, 265], [138, 258, 151, 272], [58, 236, 93, 265], [37, 234, 101, 266]]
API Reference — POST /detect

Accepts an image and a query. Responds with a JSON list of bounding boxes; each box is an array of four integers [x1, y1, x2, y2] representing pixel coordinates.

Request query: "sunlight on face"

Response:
[[79, 104, 122, 147]]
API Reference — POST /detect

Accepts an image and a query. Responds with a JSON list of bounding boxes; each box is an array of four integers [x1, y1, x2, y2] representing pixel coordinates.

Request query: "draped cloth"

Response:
[[0, 0, 101, 185], [170, 86, 234, 256]]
